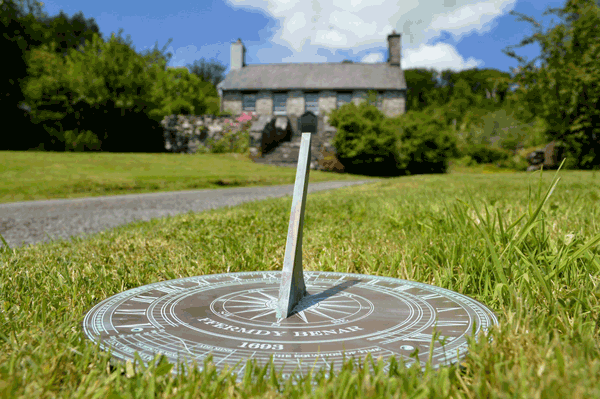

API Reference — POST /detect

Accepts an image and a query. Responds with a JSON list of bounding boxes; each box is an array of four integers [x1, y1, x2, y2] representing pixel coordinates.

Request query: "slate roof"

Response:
[[219, 63, 406, 92]]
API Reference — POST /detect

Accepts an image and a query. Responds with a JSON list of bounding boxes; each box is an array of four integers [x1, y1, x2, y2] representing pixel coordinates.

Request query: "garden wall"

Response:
[[160, 112, 293, 156]]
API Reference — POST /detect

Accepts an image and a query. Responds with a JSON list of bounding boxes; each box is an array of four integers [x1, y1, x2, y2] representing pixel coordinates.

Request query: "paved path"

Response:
[[0, 180, 378, 249]]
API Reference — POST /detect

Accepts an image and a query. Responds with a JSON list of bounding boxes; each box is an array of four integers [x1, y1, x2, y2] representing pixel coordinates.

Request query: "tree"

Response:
[[394, 110, 458, 174], [146, 66, 221, 119], [19, 30, 177, 152], [328, 101, 398, 175], [403, 68, 438, 111], [25, 9, 104, 58], [0, 0, 110, 150], [503, 0, 600, 169], [443, 79, 477, 126], [0, 0, 55, 149], [184, 58, 227, 88]]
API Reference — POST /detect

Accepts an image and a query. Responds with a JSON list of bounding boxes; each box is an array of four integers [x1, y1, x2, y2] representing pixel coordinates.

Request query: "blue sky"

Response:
[[26, 0, 566, 76]]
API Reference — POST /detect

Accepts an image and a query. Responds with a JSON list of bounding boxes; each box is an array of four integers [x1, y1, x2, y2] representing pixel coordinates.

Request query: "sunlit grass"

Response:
[[1, 169, 600, 398], [0, 151, 370, 204]]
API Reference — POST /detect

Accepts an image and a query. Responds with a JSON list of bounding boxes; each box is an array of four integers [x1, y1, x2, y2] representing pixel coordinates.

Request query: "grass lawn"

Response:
[[1, 166, 599, 398], [0, 151, 372, 204]]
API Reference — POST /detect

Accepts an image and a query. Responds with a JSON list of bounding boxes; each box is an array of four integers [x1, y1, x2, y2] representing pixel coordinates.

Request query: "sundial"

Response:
[[83, 133, 498, 377]]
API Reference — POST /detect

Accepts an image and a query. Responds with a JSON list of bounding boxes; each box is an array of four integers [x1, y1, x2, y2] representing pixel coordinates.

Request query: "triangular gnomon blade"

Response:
[[276, 132, 312, 319]]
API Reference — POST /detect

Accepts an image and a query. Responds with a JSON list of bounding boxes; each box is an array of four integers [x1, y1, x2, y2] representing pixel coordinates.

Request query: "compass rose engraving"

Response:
[[82, 132, 498, 377], [211, 283, 374, 328]]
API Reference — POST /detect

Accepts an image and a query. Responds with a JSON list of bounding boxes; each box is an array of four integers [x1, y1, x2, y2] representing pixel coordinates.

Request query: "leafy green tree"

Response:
[[394, 110, 458, 174], [20, 30, 176, 151], [25, 9, 104, 59], [503, 0, 600, 169], [0, 0, 66, 149], [185, 58, 227, 88], [403, 68, 438, 111], [443, 79, 478, 127], [146, 66, 221, 120], [328, 101, 398, 175]]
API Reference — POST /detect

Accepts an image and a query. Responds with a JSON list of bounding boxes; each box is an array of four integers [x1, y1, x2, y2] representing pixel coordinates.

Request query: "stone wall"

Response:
[[319, 91, 337, 116], [248, 115, 293, 156], [162, 112, 295, 158], [221, 89, 405, 121], [161, 112, 257, 154], [221, 91, 243, 114], [256, 91, 273, 116], [286, 90, 305, 117], [381, 91, 405, 118]]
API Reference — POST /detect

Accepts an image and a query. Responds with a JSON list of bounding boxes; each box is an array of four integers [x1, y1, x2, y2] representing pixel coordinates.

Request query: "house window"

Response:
[[273, 93, 287, 115], [305, 92, 319, 114], [336, 92, 352, 108], [242, 93, 257, 111]]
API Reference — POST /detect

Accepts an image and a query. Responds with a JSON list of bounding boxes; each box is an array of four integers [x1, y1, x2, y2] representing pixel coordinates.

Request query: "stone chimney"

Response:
[[230, 38, 246, 70], [387, 30, 401, 67]]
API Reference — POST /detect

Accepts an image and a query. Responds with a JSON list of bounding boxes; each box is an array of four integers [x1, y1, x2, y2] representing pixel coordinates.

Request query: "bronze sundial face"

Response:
[[82, 271, 497, 377], [82, 133, 498, 377]]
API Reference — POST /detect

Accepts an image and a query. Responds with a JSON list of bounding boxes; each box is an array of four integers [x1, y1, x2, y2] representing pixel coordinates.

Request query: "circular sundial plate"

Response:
[[82, 271, 498, 377]]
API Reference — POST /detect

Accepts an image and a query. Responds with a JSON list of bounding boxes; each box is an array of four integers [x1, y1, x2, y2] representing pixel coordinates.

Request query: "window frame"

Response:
[[304, 92, 320, 115], [336, 91, 353, 108], [242, 92, 257, 112], [273, 92, 287, 115]]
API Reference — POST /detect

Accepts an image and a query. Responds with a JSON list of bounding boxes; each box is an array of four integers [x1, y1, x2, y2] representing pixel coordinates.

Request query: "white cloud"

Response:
[[361, 53, 384, 63], [403, 43, 483, 71], [428, 0, 517, 38], [225, 0, 516, 71]]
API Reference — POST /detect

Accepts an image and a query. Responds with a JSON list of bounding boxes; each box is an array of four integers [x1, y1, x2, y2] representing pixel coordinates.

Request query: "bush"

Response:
[[328, 101, 398, 175], [497, 154, 529, 171], [207, 128, 250, 154], [463, 144, 511, 164], [393, 110, 458, 174]]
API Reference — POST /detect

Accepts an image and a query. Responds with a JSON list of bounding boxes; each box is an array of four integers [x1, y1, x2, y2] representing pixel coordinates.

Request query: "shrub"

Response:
[[328, 102, 398, 175], [393, 110, 458, 174], [463, 144, 511, 164]]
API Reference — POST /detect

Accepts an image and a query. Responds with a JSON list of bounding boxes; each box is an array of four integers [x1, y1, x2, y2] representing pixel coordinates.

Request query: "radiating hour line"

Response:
[[318, 304, 359, 309], [227, 300, 265, 305], [296, 311, 309, 323], [249, 309, 277, 320], [309, 307, 351, 315], [225, 305, 268, 309], [304, 308, 337, 320], [254, 291, 278, 300]]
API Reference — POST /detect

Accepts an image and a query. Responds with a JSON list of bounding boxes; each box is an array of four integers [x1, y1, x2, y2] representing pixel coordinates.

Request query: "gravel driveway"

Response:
[[0, 180, 377, 249]]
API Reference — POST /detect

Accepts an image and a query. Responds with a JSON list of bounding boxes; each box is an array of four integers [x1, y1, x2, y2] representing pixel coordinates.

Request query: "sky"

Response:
[[25, 0, 567, 77]]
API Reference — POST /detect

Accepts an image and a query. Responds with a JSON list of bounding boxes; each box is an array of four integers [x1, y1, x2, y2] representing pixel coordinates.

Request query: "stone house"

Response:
[[218, 31, 407, 138]]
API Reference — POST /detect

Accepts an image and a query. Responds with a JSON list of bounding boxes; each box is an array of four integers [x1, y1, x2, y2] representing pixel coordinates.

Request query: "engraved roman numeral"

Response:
[[130, 295, 158, 304], [335, 276, 347, 284], [436, 306, 462, 313], [154, 284, 185, 294], [114, 322, 152, 329], [195, 278, 210, 286], [393, 285, 412, 292], [419, 293, 443, 300], [115, 309, 146, 315], [362, 279, 380, 286], [434, 320, 469, 327], [405, 333, 434, 342], [378, 332, 433, 345]]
